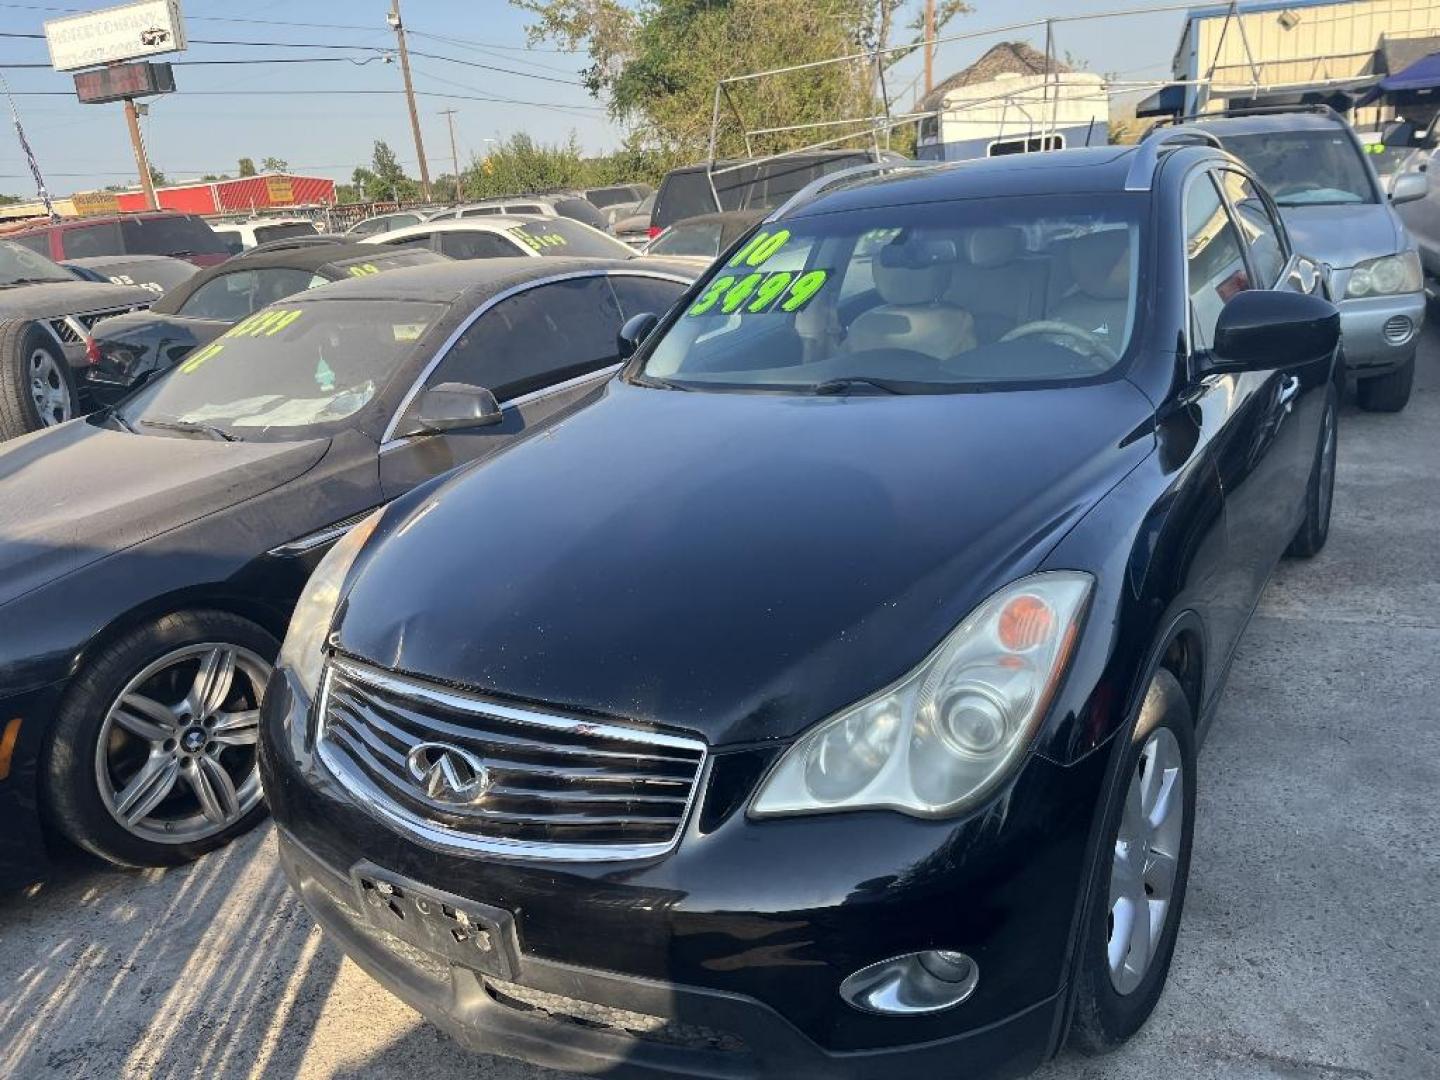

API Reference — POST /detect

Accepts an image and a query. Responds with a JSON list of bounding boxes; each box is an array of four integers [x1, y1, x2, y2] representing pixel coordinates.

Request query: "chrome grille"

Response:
[[317, 657, 707, 861], [48, 306, 145, 345]]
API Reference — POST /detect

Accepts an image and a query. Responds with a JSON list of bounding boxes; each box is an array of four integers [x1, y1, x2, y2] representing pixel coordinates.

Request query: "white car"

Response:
[[361, 215, 636, 261], [343, 210, 430, 240], [209, 217, 320, 254]]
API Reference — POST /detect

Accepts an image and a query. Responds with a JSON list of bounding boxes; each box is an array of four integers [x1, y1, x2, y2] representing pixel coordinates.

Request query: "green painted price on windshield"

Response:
[[686, 269, 830, 317]]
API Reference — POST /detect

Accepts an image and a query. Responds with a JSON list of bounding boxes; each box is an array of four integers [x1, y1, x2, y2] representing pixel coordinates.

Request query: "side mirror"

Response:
[[1389, 171, 1429, 205], [399, 382, 502, 437], [617, 312, 659, 360], [1208, 290, 1339, 373]]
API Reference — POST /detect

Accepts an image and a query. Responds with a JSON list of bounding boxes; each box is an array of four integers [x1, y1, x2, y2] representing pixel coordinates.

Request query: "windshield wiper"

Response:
[[137, 416, 240, 442], [807, 376, 906, 395], [630, 373, 691, 391], [101, 406, 137, 434]]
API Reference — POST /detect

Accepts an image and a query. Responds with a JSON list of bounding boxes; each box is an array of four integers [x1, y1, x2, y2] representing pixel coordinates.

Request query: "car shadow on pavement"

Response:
[[0, 827, 341, 1080]]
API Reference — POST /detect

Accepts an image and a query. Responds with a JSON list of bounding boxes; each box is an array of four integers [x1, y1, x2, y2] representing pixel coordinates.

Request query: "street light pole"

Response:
[[440, 108, 462, 203], [124, 97, 157, 210], [388, 0, 431, 202]]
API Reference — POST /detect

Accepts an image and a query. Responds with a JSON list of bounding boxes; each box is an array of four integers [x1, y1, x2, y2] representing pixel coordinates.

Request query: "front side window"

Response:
[[1185, 175, 1250, 349], [428, 276, 622, 400], [1216, 169, 1287, 289], [608, 274, 688, 320], [121, 299, 443, 440], [1217, 129, 1377, 206], [639, 194, 1143, 391]]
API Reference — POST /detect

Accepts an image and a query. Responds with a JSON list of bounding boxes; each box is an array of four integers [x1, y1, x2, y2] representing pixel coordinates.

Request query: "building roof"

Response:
[[1380, 33, 1440, 75], [921, 41, 1070, 113]]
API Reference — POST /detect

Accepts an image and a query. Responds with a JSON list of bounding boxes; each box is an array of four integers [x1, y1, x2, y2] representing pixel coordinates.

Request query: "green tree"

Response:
[[261, 156, 289, 173], [352, 139, 420, 202], [199, 173, 232, 182], [148, 165, 167, 188], [238, 157, 257, 177], [514, 0, 968, 160]]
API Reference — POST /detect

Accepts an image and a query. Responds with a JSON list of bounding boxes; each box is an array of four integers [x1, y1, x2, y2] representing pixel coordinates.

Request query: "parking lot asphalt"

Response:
[[1, 326, 1436, 1080]]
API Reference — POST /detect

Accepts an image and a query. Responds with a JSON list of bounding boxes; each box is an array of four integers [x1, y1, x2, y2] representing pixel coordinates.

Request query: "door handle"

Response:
[[1277, 375, 1300, 413]]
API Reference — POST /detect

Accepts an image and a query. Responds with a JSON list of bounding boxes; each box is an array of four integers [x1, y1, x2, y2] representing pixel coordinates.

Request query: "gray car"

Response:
[[1390, 115, 1440, 291], [0, 239, 154, 438], [1187, 108, 1429, 412]]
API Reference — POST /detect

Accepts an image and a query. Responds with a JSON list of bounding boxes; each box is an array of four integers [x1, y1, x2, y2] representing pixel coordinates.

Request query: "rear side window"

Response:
[[439, 230, 523, 259], [61, 222, 121, 258], [9, 232, 52, 256], [507, 204, 545, 215], [609, 274, 688, 320], [1215, 169, 1287, 289], [121, 215, 228, 256], [380, 232, 437, 251], [1185, 175, 1250, 349], [461, 206, 503, 216], [428, 276, 623, 400]]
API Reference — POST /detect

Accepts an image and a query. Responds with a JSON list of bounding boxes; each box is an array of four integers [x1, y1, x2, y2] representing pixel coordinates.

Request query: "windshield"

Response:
[[254, 222, 319, 245], [1217, 130, 1377, 206], [120, 298, 444, 440], [0, 240, 74, 284], [508, 219, 633, 258], [639, 195, 1142, 391]]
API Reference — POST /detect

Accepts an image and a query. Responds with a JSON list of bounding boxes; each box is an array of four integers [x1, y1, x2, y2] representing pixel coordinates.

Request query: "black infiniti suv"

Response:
[[262, 133, 1341, 1078]]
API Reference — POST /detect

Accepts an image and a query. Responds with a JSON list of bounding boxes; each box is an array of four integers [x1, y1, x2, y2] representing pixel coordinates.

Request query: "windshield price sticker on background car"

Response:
[[177, 309, 305, 374], [346, 263, 382, 277]]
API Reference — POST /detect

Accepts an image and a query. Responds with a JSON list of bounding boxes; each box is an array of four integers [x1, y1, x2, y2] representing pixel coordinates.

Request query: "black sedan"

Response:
[[85, 242, 449, 408], [0, 256, 695, 881], [262, 136, 1341, 1078]]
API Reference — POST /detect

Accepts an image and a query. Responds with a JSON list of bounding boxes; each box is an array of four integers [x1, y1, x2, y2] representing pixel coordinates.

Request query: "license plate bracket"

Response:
[[351, 862, 520, 981]]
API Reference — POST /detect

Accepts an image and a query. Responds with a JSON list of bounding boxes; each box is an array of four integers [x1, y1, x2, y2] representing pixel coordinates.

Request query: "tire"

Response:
[[1355, 352, 1414, 413], [1286, 382, 1338, 559], [0, 318, 78, 440], [1069, 669, 1196, 1054], [42, 609, 279, 868]]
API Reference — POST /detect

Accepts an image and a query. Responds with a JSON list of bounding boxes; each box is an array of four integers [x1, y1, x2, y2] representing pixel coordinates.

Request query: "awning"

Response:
[[1380, 52, 1440, 94]]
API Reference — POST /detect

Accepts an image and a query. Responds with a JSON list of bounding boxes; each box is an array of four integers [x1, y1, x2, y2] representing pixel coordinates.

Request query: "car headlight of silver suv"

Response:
[[277, 509, 383, 699], [1345, 251, 1422, 298], [751, 572, 1093, 819]]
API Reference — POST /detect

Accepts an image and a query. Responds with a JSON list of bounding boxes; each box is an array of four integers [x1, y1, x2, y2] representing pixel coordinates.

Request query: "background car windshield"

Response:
[[1217, 131, 1377, 206], [120, 215, 230, 256], [510, 219, 632, 258], [641, 195, 1141, 390], [121, 299, 443, 439], [0, 240, 73, 284], [648, 221, 722, 258]]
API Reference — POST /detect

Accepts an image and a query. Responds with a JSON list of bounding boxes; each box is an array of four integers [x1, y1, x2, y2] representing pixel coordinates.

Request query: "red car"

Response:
[[4, 211, 231, 268]]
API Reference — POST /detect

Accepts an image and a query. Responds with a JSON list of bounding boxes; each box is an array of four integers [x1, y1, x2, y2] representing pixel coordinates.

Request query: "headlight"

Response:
[[1345, 251, 1422, 298], [751, 572, 1092, 819], [277, 510, 383, 699]]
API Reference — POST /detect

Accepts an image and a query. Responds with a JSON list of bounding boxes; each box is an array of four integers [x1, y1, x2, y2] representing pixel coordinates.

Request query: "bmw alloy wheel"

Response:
[[94, 643, 269, 844], [1107, 727, 1185, 995], [29, 347, 72, 426]]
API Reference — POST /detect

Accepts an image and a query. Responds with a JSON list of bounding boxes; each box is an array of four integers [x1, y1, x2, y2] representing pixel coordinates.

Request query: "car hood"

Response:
[[0, 421, 327, 608], [1277, 203, 1405, 269], [336, 377, 1155, 746], [0, 280, 153, 319]]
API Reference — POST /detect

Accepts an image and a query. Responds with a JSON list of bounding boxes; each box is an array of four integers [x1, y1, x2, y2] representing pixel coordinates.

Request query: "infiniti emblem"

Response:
[[405, 742, 492, 805]]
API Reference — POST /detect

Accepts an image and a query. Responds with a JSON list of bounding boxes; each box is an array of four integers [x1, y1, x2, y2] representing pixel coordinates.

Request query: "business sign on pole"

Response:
[[74, 61, 175, 104], [44, 1, 187, 72]]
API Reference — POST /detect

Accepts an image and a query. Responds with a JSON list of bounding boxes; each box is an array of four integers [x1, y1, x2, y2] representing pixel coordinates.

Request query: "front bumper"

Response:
[[0, 682, 65, 891], [1335, 291, 1426, 374], [261, 669, 1115, 1079]]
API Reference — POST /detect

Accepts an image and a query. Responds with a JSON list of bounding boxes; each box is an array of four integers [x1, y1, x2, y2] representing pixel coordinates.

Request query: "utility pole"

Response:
[[387, 0, 431, 202], [924, 0, 935, 95], [123, 98, 158, 210], [439, 108, 462, 203]]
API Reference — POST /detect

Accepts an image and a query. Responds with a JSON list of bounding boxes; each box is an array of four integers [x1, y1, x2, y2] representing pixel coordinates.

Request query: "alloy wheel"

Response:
[[29, 348, 72, 427], [1107, 727, 1185, 995], [94, 643, 269, 844]]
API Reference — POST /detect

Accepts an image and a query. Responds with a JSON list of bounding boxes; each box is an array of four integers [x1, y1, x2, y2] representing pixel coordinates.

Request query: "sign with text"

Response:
[[73, 191, 122, 216], [265, 176, 295, 204], [73, 60, 175, 104], [45, 0, 187, 72]]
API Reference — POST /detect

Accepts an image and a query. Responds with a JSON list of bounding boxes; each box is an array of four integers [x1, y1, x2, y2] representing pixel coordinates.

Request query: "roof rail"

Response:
[[1124, 126, 1225, 191], [766, 157, 939, 221]]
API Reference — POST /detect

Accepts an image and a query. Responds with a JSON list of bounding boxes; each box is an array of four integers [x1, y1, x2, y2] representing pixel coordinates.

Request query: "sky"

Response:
[[0, 0, 1194, 198]]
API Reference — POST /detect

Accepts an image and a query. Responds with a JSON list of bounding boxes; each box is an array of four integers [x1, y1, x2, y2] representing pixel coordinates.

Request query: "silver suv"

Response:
[[1181, 106, 1429, 412]]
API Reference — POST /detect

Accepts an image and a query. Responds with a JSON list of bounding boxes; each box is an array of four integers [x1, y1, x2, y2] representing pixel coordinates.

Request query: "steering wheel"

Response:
[[999, 320, 1119, 371]]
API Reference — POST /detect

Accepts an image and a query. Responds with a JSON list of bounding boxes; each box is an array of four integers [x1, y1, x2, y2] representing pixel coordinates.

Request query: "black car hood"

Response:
[[337, 378, 1155, 745], [0, 421, 327, 608], [0, 280, 153, 318]]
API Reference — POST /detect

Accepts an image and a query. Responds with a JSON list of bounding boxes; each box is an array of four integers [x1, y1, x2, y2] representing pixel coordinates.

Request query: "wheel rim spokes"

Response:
[[1108, 727, 1185, 995], [95, 642, 270, 844], [29, 349, 71, 426]]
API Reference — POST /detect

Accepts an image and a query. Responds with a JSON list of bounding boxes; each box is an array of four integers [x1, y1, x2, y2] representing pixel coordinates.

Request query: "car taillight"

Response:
[[648, 225, 662, 238], [85, 336, 101, 365]]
